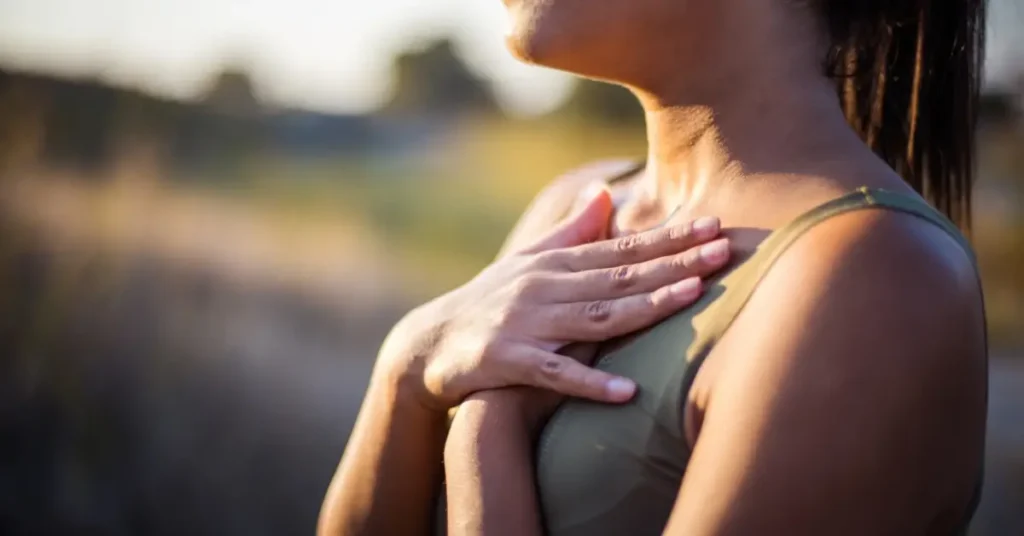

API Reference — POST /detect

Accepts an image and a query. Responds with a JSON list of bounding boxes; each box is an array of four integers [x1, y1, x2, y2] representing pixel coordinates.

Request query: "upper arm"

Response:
[[496, 159, 636, 259], [666, 210, 987, 535]]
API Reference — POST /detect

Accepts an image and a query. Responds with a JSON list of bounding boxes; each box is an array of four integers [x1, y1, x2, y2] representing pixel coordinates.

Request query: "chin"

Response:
[[502, 2, 610, 77], [498, 0, 709, 89], [503, 9, 561, 66]]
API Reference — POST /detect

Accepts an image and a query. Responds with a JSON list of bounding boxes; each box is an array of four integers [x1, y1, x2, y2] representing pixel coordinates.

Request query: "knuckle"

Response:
[[584, 300, 614, 323], [511, 274, 544, 299], [537, 356, 565, 380], [492, 303, 520, 330], [475, 337, 502, 364], [677, 249, 701, 270], [529, 250, 555, 268], [608, 265, 636, 291], [484, 337, 505, 359], [644, 290, 666, 311], [535, 250, 569, 271], [614, 234, 643, 256], [667, 222, 693, 242]]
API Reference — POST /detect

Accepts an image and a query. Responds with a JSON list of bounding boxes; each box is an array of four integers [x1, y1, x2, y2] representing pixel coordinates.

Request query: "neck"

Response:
[[635, 78, 858, 210], [621, 3, 873, 219]]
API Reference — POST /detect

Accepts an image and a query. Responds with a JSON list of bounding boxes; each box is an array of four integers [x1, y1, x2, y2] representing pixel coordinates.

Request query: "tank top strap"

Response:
[[676, 187, 983, 534], [604, 160, 646, 185], [687, 187, 976, 362]]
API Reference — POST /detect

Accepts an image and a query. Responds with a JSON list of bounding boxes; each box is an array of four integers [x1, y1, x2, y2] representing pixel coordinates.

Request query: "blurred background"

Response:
[[0, 1, 1021, 535]]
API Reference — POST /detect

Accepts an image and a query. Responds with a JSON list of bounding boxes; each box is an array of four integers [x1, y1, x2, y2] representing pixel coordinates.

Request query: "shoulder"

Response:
[[722, 203, 987, 418], [735, 204, 988, 425], [753, 204, 983, 351], [677, 205, 987, 532], [497, 159, 639, 257]]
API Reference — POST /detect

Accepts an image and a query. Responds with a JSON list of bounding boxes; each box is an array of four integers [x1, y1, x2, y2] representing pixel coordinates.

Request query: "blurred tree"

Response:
[[0, 71, 48, 177], [41, 77, 119, 176], [203, 68, 262, 118], [557, 79, 645, 127], [384, 39, 498, 116], [109, 92, 180, 185], [186, 67, 267, 179]]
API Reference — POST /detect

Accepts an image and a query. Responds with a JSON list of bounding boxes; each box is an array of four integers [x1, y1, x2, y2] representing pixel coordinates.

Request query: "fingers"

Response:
[[509, 346, 637, 403], [540, 237, 731, 302], [534, 277, 705, 342], [548, 216, 722, 271], [521, 184, 613, 253]]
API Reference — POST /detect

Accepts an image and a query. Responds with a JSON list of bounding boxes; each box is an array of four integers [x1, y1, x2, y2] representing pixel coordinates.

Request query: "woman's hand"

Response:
[[320, 184, 729, 536], [378, 185, 730, 414]]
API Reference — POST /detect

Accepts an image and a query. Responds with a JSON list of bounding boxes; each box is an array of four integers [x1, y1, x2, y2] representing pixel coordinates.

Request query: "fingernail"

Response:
[[671, 277, 702, 298], [700, 240, 729, 264], [606, 377, 637, 401], [692, 217, 719, 237]]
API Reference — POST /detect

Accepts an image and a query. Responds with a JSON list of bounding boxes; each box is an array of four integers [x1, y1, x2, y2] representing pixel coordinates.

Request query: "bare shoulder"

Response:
[[741, 206, 988, 440], [674, 207, 987, 534], [496, 159, 638, 257], [750, 205, 985, 363], [725, 204, 988, 430]]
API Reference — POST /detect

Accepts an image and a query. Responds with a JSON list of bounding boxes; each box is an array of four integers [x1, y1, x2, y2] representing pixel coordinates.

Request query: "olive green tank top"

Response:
[[533, 177, 983, 535]]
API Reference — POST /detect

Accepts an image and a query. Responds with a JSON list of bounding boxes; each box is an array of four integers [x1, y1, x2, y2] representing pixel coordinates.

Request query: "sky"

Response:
[[0, 0, 1021, 116]]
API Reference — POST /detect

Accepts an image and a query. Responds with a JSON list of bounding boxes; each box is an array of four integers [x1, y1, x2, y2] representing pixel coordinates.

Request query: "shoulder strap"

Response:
[[604, 160, 645, 185], [680, 187, 985, 531], [687, 187, 977, 362]]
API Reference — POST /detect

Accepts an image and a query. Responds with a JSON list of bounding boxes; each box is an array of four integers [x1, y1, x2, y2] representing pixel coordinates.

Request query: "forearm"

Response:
[[444, 392, 545, 536], [318, 371, 447, 536]]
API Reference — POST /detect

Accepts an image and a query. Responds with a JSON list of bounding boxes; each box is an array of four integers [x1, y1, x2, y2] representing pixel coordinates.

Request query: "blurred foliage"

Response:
[[385, 38, 498, 117], [559, 79, 646, 126]]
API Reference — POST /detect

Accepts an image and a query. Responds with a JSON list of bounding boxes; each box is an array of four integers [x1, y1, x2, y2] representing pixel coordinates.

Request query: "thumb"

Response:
[[524, 183, 613, 253]]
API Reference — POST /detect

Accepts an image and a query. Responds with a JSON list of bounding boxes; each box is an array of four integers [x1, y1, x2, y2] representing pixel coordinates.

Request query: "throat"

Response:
[[606, 168, 709, 238], [609, 196, 678, 237]]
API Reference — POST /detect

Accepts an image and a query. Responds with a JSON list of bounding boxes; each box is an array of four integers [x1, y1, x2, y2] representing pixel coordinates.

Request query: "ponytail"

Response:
[[822, 1, 986, 231]]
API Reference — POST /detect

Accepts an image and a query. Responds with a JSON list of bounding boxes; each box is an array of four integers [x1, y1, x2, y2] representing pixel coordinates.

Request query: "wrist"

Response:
[[446, 393, 533, 458], [368, 359, 446, 423], [374, 312, 446, 414], [455, 389, 550, 437], [376, 292, 472, 412]]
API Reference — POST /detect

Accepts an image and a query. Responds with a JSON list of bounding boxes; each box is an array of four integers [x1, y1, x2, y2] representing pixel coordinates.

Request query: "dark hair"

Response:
[[821, 1, 986, 231]]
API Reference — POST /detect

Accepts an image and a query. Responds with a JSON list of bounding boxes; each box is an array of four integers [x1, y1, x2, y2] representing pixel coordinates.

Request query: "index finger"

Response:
[[549, 216, 721, 271], [512, 347, 637, 404]]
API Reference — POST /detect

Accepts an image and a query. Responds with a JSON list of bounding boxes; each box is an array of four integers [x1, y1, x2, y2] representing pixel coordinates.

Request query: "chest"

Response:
[[534, 302, 717, 536]]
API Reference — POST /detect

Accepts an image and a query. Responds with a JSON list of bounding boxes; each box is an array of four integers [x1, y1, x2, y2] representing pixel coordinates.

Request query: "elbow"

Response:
[[316, 485, 346, 536], [316, 508, 337, 536]]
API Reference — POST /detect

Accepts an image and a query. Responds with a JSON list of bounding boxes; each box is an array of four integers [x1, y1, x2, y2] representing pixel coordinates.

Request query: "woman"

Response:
[[320, 0, 988, 534]]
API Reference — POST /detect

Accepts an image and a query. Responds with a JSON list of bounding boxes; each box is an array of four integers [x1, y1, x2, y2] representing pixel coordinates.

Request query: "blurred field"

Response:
[[1, 54, 1022, 535]]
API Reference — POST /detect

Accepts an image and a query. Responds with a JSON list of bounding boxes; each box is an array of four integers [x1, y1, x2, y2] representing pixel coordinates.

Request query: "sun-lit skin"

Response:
[[500, 0, 905, 237], [318, 1, 987, 535], [316, 175, 734, 536], [442, 0, 988, 535]]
